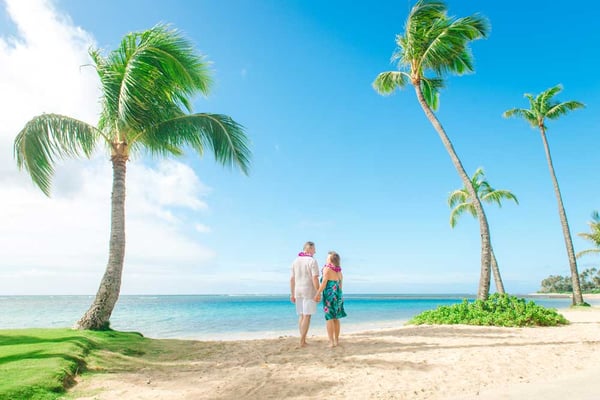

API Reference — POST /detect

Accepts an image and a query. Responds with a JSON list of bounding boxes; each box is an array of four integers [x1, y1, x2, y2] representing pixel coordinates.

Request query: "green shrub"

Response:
[[408, 294, 569, 327]]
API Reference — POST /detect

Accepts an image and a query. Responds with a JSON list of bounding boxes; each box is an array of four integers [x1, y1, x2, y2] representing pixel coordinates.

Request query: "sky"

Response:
[[0, 0, 599, 295]]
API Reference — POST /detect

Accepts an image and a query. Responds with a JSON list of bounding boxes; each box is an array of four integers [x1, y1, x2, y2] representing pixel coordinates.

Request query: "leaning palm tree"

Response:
[[576, 211, 600, 259], [373, 0, 493, 299], [14, 24, 251, 329], [503, 85, 585, 305], [449, 167, 519, 294]]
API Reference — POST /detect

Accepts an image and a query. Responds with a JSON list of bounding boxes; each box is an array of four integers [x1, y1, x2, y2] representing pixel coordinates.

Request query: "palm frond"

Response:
[[419, 13, 489, 77], [481, 189, 518, 207], [449, 202, 476, 228], [545, 100, 585, 120], [420, 77, 443, 110], [539, 84, 563, 111], [448, 188, 468, 208], [372, 71, 410, 95], [502, 108, 538, 128], [577, 211, 600, 251], [404, 0, 447, 62], [576, 248, 600, 259], [13, 114, 100, 196], [471, 167, 485, 183], [93, 24, 213, 135], [141, 113, 251, 174]]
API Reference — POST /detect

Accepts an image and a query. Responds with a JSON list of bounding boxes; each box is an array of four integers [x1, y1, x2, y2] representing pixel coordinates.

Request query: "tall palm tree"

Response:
[[448, 167, 519, 294], [576, 211, 600, 259], [503, 85, 585, 305], [13, 25, 251, 329], [372, 0, 493, 299]]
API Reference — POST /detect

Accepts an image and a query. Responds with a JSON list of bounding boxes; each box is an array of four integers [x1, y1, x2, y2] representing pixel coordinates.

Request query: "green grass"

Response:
[[408, 294, 570, 327], [0, 327, 224, 400], [0, 328, 149, 400]]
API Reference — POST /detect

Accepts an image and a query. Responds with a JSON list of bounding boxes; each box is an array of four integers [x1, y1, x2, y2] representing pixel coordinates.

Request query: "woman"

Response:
[[315, 251, 347, 347]]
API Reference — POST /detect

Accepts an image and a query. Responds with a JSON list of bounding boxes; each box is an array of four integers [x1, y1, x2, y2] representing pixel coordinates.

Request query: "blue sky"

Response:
[[0, 0, 599, 295]]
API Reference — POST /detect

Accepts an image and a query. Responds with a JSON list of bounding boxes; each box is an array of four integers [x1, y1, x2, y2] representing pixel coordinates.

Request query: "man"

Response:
[[290, 241, 320, 347]]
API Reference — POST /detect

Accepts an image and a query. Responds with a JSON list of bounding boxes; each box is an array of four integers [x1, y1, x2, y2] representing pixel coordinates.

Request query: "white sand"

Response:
[[70, 307, 600, 400]]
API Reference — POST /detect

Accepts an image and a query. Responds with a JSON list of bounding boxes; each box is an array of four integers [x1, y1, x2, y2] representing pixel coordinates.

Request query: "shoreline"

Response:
[[69, 306, 600, 400], [142, 318, 414, 342]]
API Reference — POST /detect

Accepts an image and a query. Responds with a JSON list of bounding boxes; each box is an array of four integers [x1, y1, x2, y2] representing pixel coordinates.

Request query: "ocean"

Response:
[[0, 294, 588, 340]]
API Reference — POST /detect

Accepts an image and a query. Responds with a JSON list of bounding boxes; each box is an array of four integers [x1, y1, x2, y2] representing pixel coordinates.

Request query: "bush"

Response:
[[408, 294, 569, 327]]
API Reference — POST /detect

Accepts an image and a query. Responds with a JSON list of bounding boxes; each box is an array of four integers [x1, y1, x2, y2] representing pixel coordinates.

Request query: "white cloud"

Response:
[[0, 0, 217, 295], [195, 223, 212, 233]]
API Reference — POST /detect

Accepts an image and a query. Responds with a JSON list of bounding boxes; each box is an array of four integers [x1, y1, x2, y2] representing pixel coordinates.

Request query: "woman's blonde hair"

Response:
[[328, 251, 341, 267]]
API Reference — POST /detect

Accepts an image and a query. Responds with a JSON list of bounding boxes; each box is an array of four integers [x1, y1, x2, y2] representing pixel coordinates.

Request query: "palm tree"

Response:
[[577, 211, 600, 259], [13, 25, 251, 329], [448, 167, 519, 294], [372, 0, 493, 299], [503, 85, 585, 305]]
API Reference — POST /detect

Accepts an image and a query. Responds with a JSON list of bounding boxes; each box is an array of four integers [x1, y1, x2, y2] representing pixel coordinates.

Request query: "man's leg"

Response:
[[299, 314, 311, 346]]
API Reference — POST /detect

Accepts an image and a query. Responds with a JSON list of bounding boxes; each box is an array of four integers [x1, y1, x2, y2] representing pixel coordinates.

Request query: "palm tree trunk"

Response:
[[413, 84, 492, 300], [539, 127, 584, 305], [76, 151, 127, 329], [490, 246, 505, 294]]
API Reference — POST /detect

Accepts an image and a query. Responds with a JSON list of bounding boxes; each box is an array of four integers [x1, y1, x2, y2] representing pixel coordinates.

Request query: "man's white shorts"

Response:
[[295, 297, 317, 315]]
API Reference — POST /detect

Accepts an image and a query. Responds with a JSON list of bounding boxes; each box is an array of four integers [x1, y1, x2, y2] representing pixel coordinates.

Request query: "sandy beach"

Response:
[[69, 303, 600, 400]]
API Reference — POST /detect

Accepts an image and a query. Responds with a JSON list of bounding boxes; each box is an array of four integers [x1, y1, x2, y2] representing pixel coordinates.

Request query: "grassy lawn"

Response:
[[0, 328, 157, 400]]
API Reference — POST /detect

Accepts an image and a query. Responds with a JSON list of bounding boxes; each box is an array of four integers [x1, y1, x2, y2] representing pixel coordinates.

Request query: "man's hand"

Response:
[[290, 295, 296, 304]]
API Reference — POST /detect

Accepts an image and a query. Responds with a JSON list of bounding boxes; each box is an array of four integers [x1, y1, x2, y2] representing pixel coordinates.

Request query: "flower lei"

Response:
[[298, 252, 313, 257], [325, 263, 342, 272]]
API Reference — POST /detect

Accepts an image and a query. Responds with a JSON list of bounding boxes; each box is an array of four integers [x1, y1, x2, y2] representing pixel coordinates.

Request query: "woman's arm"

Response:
[[314, 269, 331, 301]]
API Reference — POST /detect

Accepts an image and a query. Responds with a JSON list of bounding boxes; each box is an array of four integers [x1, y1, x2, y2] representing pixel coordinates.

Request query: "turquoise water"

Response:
[[0, 294, 587, 340]]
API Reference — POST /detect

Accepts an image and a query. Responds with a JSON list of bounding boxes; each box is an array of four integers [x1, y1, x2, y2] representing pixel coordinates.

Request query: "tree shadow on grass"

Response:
[[0, 349, 86, 366], [0, 334, 95, 348]]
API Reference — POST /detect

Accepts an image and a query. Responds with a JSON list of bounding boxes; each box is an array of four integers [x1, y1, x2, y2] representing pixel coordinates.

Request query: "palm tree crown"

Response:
[[503, 84, 584, 130], [448, 167, 518, 228], [15, 24, 250, 196], [373, 0, 489, 109]]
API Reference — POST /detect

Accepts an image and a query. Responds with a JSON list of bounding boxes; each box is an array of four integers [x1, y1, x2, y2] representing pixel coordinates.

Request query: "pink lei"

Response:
[[298, 252, 313, 257], [325, 263, 342, 272]]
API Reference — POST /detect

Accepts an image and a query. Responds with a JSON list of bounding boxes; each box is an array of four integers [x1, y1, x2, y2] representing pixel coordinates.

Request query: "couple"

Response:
[[290, 241, 347, 347]]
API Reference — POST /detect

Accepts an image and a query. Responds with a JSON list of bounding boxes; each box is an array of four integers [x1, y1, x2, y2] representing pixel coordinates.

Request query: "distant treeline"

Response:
[[539, 268, 600, 293]]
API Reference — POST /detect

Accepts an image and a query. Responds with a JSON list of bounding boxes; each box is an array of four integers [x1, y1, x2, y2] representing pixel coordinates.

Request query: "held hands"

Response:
[[314, 293, 321, 302]]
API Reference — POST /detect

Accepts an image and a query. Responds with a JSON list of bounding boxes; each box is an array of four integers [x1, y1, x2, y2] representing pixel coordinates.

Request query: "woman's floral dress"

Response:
[[322, 278, 347, 320]]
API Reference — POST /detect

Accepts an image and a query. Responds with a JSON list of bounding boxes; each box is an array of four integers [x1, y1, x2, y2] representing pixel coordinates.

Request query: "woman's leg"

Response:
[[333, 319, 341, 345], [326, 319, 335, 347]]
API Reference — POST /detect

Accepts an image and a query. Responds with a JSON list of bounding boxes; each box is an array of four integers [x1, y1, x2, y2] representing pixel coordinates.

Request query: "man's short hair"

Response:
[[303, 241, 315, 251]]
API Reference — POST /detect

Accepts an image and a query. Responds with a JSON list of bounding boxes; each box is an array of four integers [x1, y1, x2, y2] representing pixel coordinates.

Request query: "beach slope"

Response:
[[70, 307, 600, 400]]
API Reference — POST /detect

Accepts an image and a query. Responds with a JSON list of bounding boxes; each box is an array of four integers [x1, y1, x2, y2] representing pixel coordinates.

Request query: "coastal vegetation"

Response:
[[409, 294, 568, 327], [13, 25, 251, 330], [503, 85, 585, 305], [540, 268, 600, 294], [448, 167, 519, 294], [372, 0, 494, 300]]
